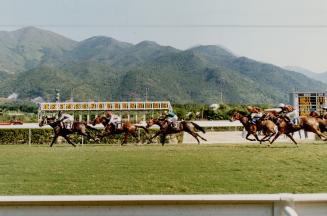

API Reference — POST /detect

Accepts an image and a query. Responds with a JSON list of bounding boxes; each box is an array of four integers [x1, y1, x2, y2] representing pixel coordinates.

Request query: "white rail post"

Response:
[[28, 128, 31, 146], [283, 206, 298, 216], [279, 194, 298, 216]]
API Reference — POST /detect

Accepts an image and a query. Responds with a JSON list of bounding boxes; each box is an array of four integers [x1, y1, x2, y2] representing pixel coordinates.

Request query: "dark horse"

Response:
[[92, 115, 149, 145], [39, 116, 99, 147], [230, 111, 276, 143], [146, 118, 207, 145], [265, 111, 327, 146]]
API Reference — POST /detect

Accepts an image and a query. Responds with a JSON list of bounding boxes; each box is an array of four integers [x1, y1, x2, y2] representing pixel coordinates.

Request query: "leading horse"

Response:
[[264, 111, 327, 146], [39, 116, 99, 147], [310, 111, 327, 133], [92, 115, 149, 145], [146, 118, 207, 145]]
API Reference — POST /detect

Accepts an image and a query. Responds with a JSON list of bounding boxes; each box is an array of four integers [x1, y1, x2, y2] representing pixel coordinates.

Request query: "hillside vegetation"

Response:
[[0, 27, 326, 104]]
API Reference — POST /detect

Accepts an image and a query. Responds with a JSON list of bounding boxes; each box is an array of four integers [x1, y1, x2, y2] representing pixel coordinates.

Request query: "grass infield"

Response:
[[0, 142, 327, 195]]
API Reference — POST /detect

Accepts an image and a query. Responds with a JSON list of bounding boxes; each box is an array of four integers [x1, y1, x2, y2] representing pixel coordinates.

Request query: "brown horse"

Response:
[[310, 111, 327, 133], [92, 115, 149, 145], [265, 111, 327, 146], [146, 118, 207, 145], [39, 116, 99, 147], [230, 111, 276, 143]]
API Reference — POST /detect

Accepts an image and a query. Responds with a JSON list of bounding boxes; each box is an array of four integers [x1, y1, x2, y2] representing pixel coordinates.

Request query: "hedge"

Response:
[[0, 128, 183, 145], [0, 126, 241, 145]]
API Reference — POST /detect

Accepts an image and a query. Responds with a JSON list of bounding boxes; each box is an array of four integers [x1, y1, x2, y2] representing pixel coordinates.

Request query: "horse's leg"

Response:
[[260, 128, 276, 142], [148, 131, 162, 143], [131, 131, 139, 144], [260, 134, 270, 142], [97, 130, 110, 141], [245, 133, 256, 141], [307, 127, 327, 140], [84, 131, 96, 142], [161, 135, 166, 146], [253, 133, 262, 143], [185, 131, 201, 144], [80, 126, 97, 141], [62, 135, 76, 147], [286, 133, 298, 147], [195, 132, 207, 141], [78, 130, 93, 141], [269, 132, 281, 146], [121, 133, 129, 146], [50, 134, 58, 147], [265, 130, 277, 142]]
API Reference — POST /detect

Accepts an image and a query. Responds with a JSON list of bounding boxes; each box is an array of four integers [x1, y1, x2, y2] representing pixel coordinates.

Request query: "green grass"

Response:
[[0, 142, 327, 195]]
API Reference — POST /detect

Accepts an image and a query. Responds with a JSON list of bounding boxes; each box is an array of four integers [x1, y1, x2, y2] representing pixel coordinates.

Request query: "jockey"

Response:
[[246, 106, 263, 124], [277, 103, 299, 125], [163, 110, 178, 129], [322, 105, 327, 118], [105, 111, 122, 131], [57, 111, 74, 129]]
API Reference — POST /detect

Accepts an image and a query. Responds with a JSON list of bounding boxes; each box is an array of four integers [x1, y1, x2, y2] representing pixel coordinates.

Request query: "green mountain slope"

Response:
[[0, 27, 326, 104], [0, 27, 76, 73]]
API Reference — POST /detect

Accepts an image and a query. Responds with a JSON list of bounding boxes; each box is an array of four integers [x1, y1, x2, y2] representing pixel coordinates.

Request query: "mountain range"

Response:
[[284, 66, 327, 84], [0, 26, 326, 105]]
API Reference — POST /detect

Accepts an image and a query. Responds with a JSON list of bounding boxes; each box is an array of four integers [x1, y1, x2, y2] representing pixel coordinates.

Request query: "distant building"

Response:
[[31, 96, 45, 104], [209, 104, 220, 111], [7, 93, 18, 100]]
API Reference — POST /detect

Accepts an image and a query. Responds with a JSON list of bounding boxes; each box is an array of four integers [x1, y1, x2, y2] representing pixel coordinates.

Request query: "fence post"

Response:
[[28, 128, 31, 146], [278, 194, 298, 216]]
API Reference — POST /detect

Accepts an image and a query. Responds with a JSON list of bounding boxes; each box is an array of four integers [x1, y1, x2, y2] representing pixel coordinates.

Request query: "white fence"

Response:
[[0, 194, 326, 216]]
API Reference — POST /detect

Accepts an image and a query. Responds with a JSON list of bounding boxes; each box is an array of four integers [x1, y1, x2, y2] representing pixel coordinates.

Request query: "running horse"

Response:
[[39, 115, 99, 147], [264, 111, 327, 146], [310, 111, 327, 133], [92, 115, 149, 145], [146, 118, 207, 145], [230, 111, 276, 143]]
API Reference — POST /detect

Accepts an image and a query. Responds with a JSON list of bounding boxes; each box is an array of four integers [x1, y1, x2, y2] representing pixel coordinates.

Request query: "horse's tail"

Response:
[[190, 122, 206, 133], [135, 125, 149, 133]]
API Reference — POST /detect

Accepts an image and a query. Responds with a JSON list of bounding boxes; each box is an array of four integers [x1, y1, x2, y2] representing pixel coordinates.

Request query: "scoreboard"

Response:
[[290, 92, 327, 116]]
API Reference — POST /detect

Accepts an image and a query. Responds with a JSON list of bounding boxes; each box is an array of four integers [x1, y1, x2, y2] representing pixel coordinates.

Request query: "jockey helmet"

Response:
[[106, 111, 112, 117], [278, 103, 285, 108], [323, 105, 327, 110]]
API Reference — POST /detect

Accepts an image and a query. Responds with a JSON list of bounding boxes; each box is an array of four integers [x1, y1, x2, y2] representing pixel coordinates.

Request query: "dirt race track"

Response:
[[182, 130, 316, 144]]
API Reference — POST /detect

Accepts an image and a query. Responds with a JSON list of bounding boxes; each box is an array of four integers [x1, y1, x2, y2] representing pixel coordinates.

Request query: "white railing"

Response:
[[0, 194, 327, 215]]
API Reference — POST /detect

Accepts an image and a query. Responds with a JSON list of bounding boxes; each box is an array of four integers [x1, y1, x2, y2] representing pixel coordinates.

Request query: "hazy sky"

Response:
[[1, 0, 327, 72]]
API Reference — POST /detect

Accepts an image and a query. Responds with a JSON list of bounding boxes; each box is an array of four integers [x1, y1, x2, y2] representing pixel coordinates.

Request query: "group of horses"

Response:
[[39, 109, 327, 147], [38, 114, 206, 147], [230, 110, 327, 146]]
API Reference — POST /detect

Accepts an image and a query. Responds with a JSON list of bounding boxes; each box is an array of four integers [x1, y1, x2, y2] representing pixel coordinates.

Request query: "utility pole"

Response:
[[70, 88, 74, 102], [55, 89, 60, 102], [220, 91, 223, 104], [145, 87, 149, 101]]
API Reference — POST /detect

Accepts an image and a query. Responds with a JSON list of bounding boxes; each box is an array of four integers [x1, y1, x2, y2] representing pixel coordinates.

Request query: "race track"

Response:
[[183, 130, 316, 144]]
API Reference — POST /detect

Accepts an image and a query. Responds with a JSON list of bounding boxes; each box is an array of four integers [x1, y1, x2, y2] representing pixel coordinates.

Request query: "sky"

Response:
[[1, 0, 327, 72]]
